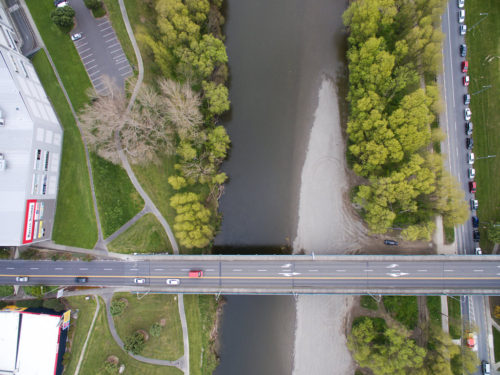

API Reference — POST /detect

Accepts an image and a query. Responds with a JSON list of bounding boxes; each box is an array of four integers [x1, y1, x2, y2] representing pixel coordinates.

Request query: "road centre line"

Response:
[[104, 268, 112, 271], [29, 268, 38, 270], [308, 270, 318, 272], [257, 269, 267, 272], [154, 268, 164, 271], [336, 270, 346, 272], [364, 269, 373, 272], [444, 269, 454, 272], [55, 268, 63, 270], [417, 270, 428, 272], [79, 268, 88, 270], [233, 269, 242, 271], [473, 270, 484, 272]]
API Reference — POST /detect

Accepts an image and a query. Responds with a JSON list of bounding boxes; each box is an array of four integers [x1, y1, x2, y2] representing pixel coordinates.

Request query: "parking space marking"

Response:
[[89, 70, 101, 77], [81, 54, 94, 60], [102, 31, 114, 37], [75, 41, 88, 48], [116, 59, 128, 65], [118, 65, 131, 71], [120, 70, 133, 77], [94, 81, 106, 88], [98, 20, 109, 26], [109, 48, 122, 54], [105, 37, 118, 44], [84, 59, 96, 66], [87, 65, 99, 72], [107, 42, 120, 49], [79, 47, 92, 54], [100, 25, 112, 32], [113, 53, 125, 60]]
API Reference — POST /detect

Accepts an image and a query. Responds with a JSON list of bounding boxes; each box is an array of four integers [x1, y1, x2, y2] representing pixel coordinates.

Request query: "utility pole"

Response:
[[472, 85, 492, 95]]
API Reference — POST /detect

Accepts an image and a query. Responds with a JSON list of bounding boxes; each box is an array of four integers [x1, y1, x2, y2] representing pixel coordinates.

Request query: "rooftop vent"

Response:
[[0, 153, 5, 171]]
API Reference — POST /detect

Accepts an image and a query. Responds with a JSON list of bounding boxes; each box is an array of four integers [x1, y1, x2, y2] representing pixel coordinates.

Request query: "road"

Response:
[[1, 256, 499, 294], [442, 1, 492, 372]]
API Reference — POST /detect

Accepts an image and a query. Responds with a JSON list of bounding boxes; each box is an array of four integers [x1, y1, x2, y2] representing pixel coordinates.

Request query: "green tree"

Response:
[[168, 175, 188, 190], [401, 221, 436, 241], [206, 126, 230, 162], [124, 332, 145, 355], [84, 0, 102, 11], [104, 361, 119, 374], [185, 0, 210, 24], [149, 322, 162, 337], [202, 81, 230, 115], [487, 224, 500, 243], [50, 6, 76, 30]]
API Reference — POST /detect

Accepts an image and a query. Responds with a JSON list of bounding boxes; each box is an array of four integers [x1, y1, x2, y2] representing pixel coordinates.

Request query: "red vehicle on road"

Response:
[[469, 181, 476, 193], [462, 60, 468, 73], [189, 270, 203, 278], [463, 75, 470, 86]]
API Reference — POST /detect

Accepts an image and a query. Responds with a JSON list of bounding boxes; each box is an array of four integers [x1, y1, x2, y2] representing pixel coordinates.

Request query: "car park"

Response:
[[460, 24, 467, 35], [16, 276, 28, 282], [76, 277, 88, 283], [473, 230, 480, 241], [466, 137, 473, 149], [464, 108, 471, 121], [133, 278, 146, 284], [460, 44, 467, 57], [464, 94, 470, 105], [384, 240, 398, 246], [463, 75, 469, 86], [468, 167, 475, 179], [465, 121, 473, 135], [71, 33, 82, 41], [189, 270, 203, 278], [458, 0, 464, 8], [472, 216, 479, 228], [482, 360, 491, 375], [470, 199, 478, 210], [166, 279, 180, 285], [469, 181, 476, 193], [458, 10, 465, 23], [467, 152, 474, 164], [462, 60, 468, 73], [475, 247, 482, 255]]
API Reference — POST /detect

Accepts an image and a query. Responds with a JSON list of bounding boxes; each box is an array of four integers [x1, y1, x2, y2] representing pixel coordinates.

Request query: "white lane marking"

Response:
[[30, 267, 39, 270], [386, 264, 398, 268], [233, 269, 242, 272], [279, 272, 300, 276], [107, 42, 120, 49], [257, 269, 267, 272], [7, 267, 14, 270], [80, 268, 88, 270], [206, 269, 214, 272], [129, 268, 138, 271], [364, 269, 373, 272], [417, 270, 428, 272], [55, 268, 63, 270], [154, 268, 164, 271], [444, 269, 454, 272], [308, 269, 318, 272], [104, 268, 112, 271], [473, 269, 484, 272], [181, 268, 189, 271], [336, 269, 346, 272]]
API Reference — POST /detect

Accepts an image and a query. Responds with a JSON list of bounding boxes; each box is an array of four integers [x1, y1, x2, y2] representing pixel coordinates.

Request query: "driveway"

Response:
[[68, 0, 133, 95]]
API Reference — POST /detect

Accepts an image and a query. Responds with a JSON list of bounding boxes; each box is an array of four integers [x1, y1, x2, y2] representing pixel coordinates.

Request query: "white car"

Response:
[[166, 279, 180, 285], [475, 247, 482, 255], [458, 10, 465, 23], [468, 167, 475, 179], [57, 1, 68, 7], [71, 33, 82, 41], [460, 24, 467, 35], [458, 0, 464, 8], [467, 152, 475, 164], [16, 276, 28, 282], [464, 107, 471, 121], [133, 278, 146, 284]]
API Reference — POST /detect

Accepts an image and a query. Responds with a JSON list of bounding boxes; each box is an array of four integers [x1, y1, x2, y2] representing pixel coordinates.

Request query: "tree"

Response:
[[110, 299, 126, 316], [50, 6, 76, 29], [202, 81, 230, 115], [124, 332, 145, 355], [401, 221, 436, 241], [168, 175, 188, 190], [487, 224, 500, 244], [84, 0, 102, 11], [494, 305, 500, 319], [104, 361, 119, 374], [206, 126, 230, 162], [149, 322, 162, 337]]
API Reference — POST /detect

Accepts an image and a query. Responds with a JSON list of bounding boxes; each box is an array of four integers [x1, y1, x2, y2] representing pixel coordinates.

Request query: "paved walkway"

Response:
[[104, 207, 148, 245], [441, 295, 449, 334], [74, 296, 100, 375]]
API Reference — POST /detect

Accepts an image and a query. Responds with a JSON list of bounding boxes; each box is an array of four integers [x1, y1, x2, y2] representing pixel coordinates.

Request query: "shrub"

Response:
[[124, 332, 145, 355], [104, 361, 119, 374], [110, 299, 126, 316], [149, 322, 161, 337], [50, 6, 76, 30], [84, 0, 102, 10]]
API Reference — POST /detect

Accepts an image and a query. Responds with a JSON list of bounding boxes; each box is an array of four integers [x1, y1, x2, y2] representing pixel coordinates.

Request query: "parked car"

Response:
[[463, 75, 470, 86], [16, 276, 28, 282], [460, 44, 467, 57], [464, 94, 470, 105], [475, 247, 482, 255], [75, 277, 88, 283], [465, 121, 473, 135], [482, 360, 491, 375], [467, 152, 475, 164], [470, 199, 478, 210], [458, 0, 464, 8], [56, 1, 68, 7], [459, 10, 465, 23], [472, 216, 479, 228], [469, 181, 476, 193], [166, 279, 180, 285], [462, 60, 468, 73], [460, 24, 467, 35], [133, 278, 146, 284], [188, 270, 203, 278], [71, 33, 82, 41], [473, 230, 480, 241], [468, 167, 475, 179], [466, 137, 473, 149], [464, 107, 471, 121], [384, 240, 399, 246]]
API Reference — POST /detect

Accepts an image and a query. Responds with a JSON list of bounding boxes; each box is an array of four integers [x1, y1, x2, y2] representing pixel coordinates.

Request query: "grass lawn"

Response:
[[101, 0, 137, 69], [466, 0, 500, 252], [31, 51, 97, 248], [184, 295, 219, 375], [79, 297, 182, 375], [447, 296, 462, 339], [494, 327, 500, 362], [382, 296, 418, 330], [62, 296, 97, 375], [427, 296, 442, 325], [111, 293, 183, 360], [0, 285, 13, 297], [360, 295, 379, 310], [108, 213, 172, 253], [90, 153, 144, 238]]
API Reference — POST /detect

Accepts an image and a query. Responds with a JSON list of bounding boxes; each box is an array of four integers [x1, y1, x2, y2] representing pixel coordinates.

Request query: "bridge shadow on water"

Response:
[[213, 245, 293, 255]]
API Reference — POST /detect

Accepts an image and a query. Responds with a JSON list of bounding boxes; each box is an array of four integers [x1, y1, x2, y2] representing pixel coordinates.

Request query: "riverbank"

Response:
[[292, 79, 365, 374]]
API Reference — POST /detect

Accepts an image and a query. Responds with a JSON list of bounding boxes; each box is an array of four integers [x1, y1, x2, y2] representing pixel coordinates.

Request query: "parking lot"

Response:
[[69, 0, 133, 95]]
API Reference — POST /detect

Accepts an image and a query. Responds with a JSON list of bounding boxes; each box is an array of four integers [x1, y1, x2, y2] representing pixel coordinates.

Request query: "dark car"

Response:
[[469, 181, 476, 193], [465, 122, 473, 135], [466, 137, 473, 149], [384, 240, 399, 246], [473, 230, 480, 241], [464, 94, 470, 105], [75, 277, 88, 283], [472, 216, 479, 228], [460, 44, 467, 57]]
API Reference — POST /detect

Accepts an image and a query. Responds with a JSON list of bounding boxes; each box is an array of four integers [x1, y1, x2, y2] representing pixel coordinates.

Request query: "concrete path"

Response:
[[104, 207, 148, 245], [19, 0, 105, 251], [441, 295, 449, 334], [74, 296, 100, 375]]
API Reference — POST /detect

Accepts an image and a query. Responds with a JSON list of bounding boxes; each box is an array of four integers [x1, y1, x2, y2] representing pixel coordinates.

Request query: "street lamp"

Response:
[[475, 154, 496, 160], [472, 85, 492, 95], [469, 13, 488, 31]]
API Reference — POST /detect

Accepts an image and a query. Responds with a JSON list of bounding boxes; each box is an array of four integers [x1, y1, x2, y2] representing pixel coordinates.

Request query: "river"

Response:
[[214, 0, 349, 373]]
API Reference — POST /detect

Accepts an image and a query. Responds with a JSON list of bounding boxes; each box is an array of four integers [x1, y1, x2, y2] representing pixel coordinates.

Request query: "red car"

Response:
[[462, 60, 468, 73], [463, 75, 470, 86], [189, 270, 203, 278], [469, 181, 476, 193]]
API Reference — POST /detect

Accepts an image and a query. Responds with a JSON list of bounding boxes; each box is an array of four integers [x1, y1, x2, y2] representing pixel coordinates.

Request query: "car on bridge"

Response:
[[133, 278, 146, 284], [166, 279, 180, 285], [384, 240, 398, 246], [75, 277, 88, 283], [16, 276, 28, 282], [189, 270, 203, 278]]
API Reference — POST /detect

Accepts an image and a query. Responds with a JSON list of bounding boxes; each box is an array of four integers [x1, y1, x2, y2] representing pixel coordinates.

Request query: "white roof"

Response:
[[0, 311, 61, 375]]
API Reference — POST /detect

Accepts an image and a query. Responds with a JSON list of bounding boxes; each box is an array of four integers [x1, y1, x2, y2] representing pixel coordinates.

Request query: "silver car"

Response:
[[166, 279, 180, 285], [464, 108, 471, 121], [16, 276, 28, 282]]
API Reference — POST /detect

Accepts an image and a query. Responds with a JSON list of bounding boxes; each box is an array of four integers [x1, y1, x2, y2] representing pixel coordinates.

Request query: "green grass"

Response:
[[466, 0, 500, 252], [360, 295, 379, 310], [427, 296, 441, 325], [26, 0, 92, 112], [0, 248, 10, 259], [108, 213, 172, 253], [79, 297, 182, 375], [0, 285, 13, 297], [31, 51, 98, 248], [63, 296, 98, 375], [184, 295, 219, 375], [101, 0, 137, 69], [444, 225, 455, 244], [494, 327, 500, 362], [447, 296, 462, 339], [112, 293, 183, 360], [90, 153, 144, 238], [383, 296, 418, 330]]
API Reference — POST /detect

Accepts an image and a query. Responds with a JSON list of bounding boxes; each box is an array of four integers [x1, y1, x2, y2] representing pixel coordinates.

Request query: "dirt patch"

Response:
[[119, 298, 129, 307], [159, 318, 166, 327], [107, 355, 119, 365]]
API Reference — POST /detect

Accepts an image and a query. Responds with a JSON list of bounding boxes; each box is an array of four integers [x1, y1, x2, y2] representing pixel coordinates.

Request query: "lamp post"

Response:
[[472, 85, 492, 95], [469, 13, 488, 31], [476, 154, 496, 160]]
